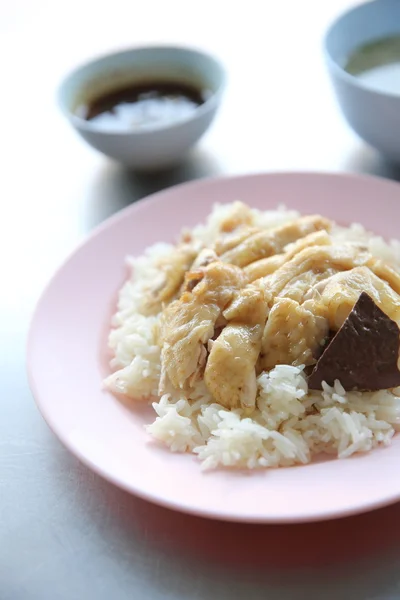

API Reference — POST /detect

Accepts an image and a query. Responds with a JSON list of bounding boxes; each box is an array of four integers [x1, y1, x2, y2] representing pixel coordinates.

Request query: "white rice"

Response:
[[104, 203, 400, 470]]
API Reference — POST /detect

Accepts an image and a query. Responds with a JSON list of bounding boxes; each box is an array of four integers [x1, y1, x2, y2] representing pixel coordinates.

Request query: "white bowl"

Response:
[[324, 0, 400, 163], [58, 46, 225, 170]]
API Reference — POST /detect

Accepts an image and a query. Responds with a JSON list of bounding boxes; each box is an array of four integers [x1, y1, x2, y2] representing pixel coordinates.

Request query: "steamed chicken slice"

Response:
[[265, 244, 400, 303], [211, 202, 257, 255], [159, 261, 245, 391], [218, 201, 254, 233], [257, 244, 368, 368], [366, 256, 400, 296], [260, 298, 329, 370], [220, 215, 332, 267], [259, 248, 400, 370], [214, 225, 259, 256], [204, 284, 270, 411], [308, 266, 400, 330], [244, 230, 332, 282], [142, 244, 198, 314], [188, 248, 218, 271], [264, 244, 372, 300]]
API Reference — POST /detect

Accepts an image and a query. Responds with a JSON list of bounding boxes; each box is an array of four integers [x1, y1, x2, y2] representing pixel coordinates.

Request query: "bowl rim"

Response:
[[57, 44, 227, 137], [323, 0, 400, 100]]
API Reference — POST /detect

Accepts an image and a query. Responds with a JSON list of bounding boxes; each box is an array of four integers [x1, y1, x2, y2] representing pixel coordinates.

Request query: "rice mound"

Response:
[[104, 203, 400, 470]]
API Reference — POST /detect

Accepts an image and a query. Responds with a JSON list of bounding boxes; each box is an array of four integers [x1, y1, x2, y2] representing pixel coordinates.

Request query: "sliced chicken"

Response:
[[215, 225, 259, 256], [204, 283, 269, 411], [308, 266, 400, 330], [260, 251, 400, 370], [155, 205, 400, 402], [264, 244, 372, 301], [244, 254, 285, 281], [198, 202, 256, 254], [186, 248, 218, 271], [220, 215, 332, 267], [142, 244, 198, 315], [159, 261, 245, 391], [218, 201, 254, 233], [260, 298, 329, 370], [366, 257, 400, 296], [245, 230, 332, 282], [264, 243, 400, 303]]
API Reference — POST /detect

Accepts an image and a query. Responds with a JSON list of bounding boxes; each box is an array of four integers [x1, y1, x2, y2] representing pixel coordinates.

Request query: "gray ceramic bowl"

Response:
[[324, 0, 400, 162], [58, 46, 225, 170]]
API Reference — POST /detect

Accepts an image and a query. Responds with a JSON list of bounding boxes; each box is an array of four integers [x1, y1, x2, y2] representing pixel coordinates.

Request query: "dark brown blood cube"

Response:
[[308, 292, 400, 391]]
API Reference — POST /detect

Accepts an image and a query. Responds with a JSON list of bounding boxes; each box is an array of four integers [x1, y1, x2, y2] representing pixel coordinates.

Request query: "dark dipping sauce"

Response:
[[77, 80, 209, 131]]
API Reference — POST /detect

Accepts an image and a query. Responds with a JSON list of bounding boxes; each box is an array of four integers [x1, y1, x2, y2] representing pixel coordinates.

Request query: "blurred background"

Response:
[[3, 1, 400, 599], [2, 0, 399, 299]]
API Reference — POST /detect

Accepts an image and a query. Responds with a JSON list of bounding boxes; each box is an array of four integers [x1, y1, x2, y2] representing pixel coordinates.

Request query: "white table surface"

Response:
[[3, 1, 400, 598]]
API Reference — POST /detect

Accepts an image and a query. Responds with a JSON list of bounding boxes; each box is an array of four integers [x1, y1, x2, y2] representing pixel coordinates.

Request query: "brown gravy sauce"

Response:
[[77, 80, 208, 131]]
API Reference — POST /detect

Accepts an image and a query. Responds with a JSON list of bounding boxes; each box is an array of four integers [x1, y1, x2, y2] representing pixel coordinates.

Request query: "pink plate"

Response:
[[28, 172, 400, 523]]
